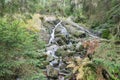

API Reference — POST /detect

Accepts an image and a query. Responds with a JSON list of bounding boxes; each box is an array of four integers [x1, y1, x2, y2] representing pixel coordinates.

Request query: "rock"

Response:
[[42, 15, 57, 22], [56, 49, 67, 57], [46, 45, 59, 58], [65, 25, 86, 38], [46, 44, 59, 51], [55, 26, 62, 34], [56, 48, 75, 57], [46, 65, 59, 78], [58, 75, 65, 80], [58, 57, 67, 69], [46, 55, 54, 61], [73, 31, 86, 38], [50, 59, 59, 67], [75, 41, 83, 51], [55, 37, 66, 46], [55, 34, 68, 45]]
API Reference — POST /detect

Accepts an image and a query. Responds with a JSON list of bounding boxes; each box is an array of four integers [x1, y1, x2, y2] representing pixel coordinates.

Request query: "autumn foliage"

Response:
[[67, 39, 99, 80], [83, 39, 99, 57]]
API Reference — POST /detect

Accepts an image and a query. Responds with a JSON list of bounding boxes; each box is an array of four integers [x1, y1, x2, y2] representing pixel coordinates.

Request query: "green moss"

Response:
[[101, 29, 110, 39]]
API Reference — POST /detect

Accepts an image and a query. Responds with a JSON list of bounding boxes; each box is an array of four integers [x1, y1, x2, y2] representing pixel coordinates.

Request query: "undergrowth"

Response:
[[0, 17, 46, 80]]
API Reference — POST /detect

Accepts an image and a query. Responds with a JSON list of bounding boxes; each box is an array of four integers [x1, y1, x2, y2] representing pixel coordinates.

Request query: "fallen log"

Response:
[[60, 18, 110, 42]]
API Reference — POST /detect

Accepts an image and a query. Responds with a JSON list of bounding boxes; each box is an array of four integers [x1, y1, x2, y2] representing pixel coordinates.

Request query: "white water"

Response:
[[48, 21, 62, 45]]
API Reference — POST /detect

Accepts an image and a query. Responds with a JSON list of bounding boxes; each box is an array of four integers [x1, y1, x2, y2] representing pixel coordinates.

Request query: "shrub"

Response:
[[0, 18, 46, 80]]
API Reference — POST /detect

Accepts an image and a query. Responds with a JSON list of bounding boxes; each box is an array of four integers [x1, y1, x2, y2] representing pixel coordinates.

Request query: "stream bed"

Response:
[[40, 18, 101, 80]]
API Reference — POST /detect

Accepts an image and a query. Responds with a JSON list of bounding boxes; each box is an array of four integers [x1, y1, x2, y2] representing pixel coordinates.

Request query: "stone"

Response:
[[65, 25, 86, 38], [55, 37, 68, 46], [46, 65, 59, 78], [75, 41, 83, 51], [56, 48, 75, 57]]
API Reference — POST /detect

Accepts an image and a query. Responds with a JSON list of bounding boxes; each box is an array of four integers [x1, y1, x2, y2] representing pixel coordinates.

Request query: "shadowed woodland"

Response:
[[0, 0, 120, 80]]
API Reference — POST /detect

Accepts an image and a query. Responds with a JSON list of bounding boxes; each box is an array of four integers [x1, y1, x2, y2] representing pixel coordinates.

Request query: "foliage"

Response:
[[0, 18, 46, 80], [67, 39, 99, 80], [0, 0, 119, 80], [67, 57, 92, 80], [67, 38, 120, 80], [94, 37, 120, 80], [82, 0, 120, 38]]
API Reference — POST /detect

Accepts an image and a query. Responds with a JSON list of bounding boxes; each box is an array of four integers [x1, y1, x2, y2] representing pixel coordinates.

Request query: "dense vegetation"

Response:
[[0, 0, 119, 38], [0, 18, 46, 80], [0, 0, 119, 80]]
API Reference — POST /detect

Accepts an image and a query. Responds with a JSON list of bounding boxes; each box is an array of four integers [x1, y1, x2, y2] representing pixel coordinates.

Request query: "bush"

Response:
[[0, 18, 46, 80]]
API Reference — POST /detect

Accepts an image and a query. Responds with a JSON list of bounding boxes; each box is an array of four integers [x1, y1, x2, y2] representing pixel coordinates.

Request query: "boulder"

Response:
[[65, 25, 86, 38]]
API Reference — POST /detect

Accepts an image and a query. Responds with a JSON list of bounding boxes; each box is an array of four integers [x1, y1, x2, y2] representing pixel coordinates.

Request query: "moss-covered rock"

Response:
[[75, 42, 84, 52], [73, 31, 86, 38], [55, 34, 68, 45], [56, 48, 75, 57], [46, 65, 59, 78]]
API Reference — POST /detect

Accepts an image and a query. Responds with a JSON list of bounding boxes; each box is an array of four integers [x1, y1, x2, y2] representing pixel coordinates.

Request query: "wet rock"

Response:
[[46, 44, 59, 58], [46, 55, 54, 61], [55, 28, 61, 34], [50, 59, 59, 67], [55, 37, 66, 46], [46, 44, 59, 51], [55, 34, 68, 45]]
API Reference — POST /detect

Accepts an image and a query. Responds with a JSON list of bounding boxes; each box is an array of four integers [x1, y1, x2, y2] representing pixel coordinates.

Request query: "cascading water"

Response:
[[44, 19, 103, 80], [45, 21, 71, 80]]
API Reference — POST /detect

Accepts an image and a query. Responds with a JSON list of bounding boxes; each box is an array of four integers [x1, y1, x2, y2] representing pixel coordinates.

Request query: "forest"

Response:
[[0, 0, 120, 80]]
